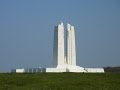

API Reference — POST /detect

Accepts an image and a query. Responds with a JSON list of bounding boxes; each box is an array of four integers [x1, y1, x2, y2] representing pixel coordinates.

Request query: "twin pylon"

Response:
[[53, 22, 76, 67]]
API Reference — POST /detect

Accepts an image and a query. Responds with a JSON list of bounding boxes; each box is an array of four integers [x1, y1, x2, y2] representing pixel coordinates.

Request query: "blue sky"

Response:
[[0, 0, 120, 72]]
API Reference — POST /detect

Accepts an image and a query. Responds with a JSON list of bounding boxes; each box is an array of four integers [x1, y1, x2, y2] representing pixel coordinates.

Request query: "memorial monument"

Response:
[[11, 22, 104, 73]]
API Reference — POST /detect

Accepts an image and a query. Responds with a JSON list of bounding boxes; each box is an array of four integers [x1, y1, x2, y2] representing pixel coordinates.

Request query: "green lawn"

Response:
[[0, 73, 120, 90]]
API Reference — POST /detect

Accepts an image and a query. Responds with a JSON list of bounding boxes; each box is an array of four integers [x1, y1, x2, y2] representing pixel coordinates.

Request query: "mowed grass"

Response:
[[0, 73, 120, 90]]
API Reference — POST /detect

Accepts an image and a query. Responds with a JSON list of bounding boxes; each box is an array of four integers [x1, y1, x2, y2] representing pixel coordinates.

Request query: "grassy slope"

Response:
[[0, 73, 120, 90]]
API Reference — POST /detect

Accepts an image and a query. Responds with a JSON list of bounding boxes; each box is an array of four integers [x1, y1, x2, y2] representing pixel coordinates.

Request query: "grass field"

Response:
[[0, 73, 120, 90]]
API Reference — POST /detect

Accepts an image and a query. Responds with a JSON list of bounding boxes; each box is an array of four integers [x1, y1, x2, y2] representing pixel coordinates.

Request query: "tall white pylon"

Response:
[[53, 22, 65, 67], [66, 23, 76, 66]]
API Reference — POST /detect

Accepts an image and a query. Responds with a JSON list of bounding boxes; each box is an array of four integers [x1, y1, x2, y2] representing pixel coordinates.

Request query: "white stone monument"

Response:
[[11, 22, 104, 73]]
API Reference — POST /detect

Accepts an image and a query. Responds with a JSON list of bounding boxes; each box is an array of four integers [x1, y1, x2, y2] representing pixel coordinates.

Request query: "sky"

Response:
[[0, 0, 120, 72]]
